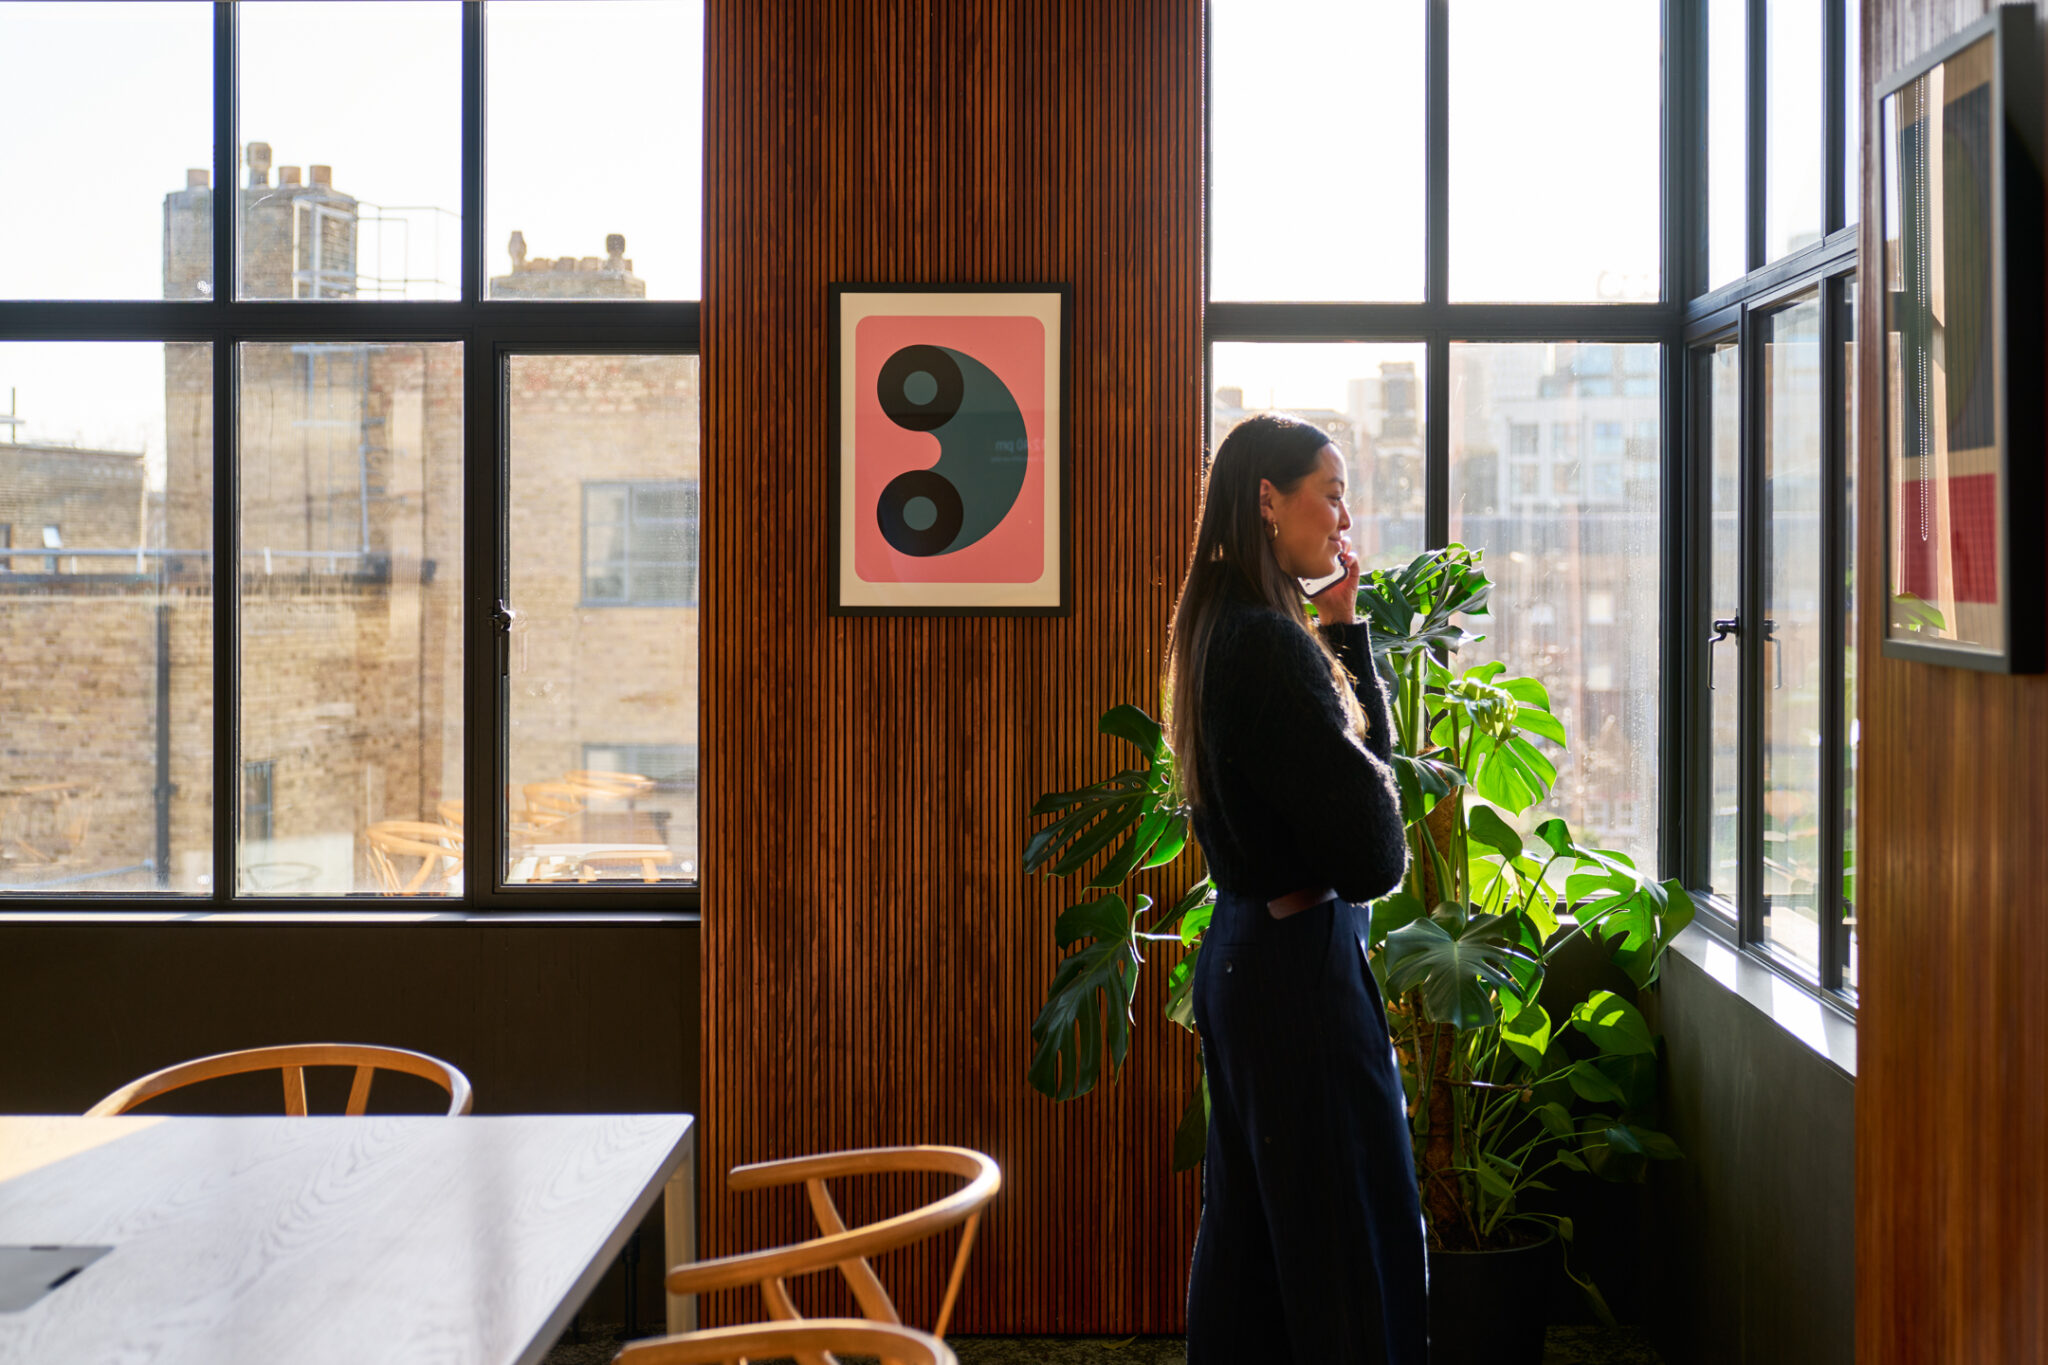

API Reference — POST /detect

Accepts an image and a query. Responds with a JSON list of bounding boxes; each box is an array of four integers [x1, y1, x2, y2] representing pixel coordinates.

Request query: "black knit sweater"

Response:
[[1189, 591, 1409, 905]]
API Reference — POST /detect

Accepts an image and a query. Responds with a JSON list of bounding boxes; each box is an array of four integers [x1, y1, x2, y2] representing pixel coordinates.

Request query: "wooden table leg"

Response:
[[664, 1146, 697, 1334]]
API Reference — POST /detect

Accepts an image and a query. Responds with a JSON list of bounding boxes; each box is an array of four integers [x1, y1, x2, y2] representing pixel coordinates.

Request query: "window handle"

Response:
[[493, 600, 520, 677], [1762, 617, 1782, 689], [1708, 616, 1739, 690]]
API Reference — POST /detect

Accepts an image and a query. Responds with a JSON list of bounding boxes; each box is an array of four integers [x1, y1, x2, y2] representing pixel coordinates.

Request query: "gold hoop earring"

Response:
[[1263, 518, 1278, 543]]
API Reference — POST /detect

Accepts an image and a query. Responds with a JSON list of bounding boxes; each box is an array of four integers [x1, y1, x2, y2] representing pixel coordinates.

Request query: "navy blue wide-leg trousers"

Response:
[[1186, 891, 1429, 1364]]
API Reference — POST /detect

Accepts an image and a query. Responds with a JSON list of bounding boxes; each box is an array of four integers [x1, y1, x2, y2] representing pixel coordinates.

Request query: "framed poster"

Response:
[[1878, 6, 2044, 671], [828, 283, 1071, 615]]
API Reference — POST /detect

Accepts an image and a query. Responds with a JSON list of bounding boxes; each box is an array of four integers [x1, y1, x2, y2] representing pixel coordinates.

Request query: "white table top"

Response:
[[0, 1113, 693, 1365]]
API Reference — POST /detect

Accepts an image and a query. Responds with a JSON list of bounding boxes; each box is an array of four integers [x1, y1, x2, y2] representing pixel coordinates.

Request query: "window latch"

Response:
[[492, 600, 520, 677], [1708, 616, 1739, 690]]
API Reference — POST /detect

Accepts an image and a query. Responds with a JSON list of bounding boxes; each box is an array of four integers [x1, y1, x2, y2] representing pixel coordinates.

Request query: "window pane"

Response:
[[486, 1, 704, 301], [1843, 0, 1860, 230], [1837, 281, 1858, 993], [1708, 0, 1747, 289], [1210, 0, 1423, 302], [238, 2, 462, 301], [0, 342, 212, 893], [586, 486, 628, 526], [632, 486, 693, 523], [1765, 0, 1824, 261], [0, 3, 213, 300], [507, 355, 699, 885], [1448, 343, 1661, 869], [1211, 344, 1427, 571], [1704, 340, 1742, 906], [1761, 296, 1823, 971], [1450, 0, 1660, 302], [238, 343, 464, 895]]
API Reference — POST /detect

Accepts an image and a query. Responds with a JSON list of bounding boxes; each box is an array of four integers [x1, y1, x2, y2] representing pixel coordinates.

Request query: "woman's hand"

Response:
[[1308, 537, 1360, 625]]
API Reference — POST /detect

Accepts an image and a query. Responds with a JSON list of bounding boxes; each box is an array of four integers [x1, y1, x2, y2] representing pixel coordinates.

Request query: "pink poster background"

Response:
[[852, 313, 1047, 584]]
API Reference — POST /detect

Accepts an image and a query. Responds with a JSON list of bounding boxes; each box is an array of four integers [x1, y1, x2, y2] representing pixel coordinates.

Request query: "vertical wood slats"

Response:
[[1857, 3, 2048, 1362], [702, 0, 1203, 1333]]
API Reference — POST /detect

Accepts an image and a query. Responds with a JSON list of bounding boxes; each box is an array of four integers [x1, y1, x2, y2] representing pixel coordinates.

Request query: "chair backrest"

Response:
[[0, 780, 96, 865], [86, 1043, 474, 1117], [437, 798, 464, 829], [563, 769, 657, 797], [570, 847, 673, 883], [521, 782, 587, 822], [664, 1146, 999, 1350], [365, 820, 463, 896], [612, 1318, 956, 1365]]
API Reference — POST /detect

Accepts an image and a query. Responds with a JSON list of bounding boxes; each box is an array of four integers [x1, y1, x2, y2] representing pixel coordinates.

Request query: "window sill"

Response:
[[0, 908, 700, 927], [1667, 919, 1857, 1079]]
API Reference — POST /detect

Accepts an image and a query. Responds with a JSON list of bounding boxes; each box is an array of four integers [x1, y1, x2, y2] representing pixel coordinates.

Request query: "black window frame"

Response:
[[1206, 0, 1861, 1013], [1682, 0, 1859, 1006], [1206, 0, 1685, 872], [0, 2, 701, 914]]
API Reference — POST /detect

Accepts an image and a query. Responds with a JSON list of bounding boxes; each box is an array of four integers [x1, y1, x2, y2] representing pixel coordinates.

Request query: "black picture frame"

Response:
[[826, 283, 1072, 617], [1876, 5, 2045, 672]]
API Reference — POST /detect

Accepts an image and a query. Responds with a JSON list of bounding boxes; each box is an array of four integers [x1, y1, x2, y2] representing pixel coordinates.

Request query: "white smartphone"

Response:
[[1299, 565, 1347, 599]]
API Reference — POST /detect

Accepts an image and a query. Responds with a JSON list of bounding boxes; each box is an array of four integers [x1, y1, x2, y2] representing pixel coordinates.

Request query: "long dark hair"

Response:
[[1167, 413, 1365, 810]]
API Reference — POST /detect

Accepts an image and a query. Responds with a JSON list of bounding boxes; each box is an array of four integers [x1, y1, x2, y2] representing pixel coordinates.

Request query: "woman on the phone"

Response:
[[1171, 413, 1424, 1362]]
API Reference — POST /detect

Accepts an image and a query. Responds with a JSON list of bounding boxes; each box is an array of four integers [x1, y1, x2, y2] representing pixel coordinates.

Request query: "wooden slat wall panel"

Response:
[[1857, 3, 2048, 1361], [701, 0, 1203, 1333]]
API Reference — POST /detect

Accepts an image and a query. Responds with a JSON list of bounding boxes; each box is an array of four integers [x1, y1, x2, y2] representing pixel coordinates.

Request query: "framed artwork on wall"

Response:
[[1877, 5, 2044, 672], [828, 283, 1071, 616]]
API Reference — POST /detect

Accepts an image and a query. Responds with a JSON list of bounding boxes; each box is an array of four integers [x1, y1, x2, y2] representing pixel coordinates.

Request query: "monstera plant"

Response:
[[1024, 545, 1695, 1307]]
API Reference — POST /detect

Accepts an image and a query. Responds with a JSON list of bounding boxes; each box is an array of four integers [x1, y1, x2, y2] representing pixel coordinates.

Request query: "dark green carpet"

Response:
[[544, 1324, 1665, 1363]]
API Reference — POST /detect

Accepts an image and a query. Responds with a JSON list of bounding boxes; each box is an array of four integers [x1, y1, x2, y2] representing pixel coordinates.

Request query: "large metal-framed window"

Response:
[[1208, 0, 1686, 875], [1679, 0, 1860, 1004], [0, 3, 701, 913], [1207, 0, 1861, 1009]]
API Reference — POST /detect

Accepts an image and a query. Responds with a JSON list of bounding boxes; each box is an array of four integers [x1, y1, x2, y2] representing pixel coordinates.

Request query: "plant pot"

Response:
[[1426, 1233, 1556, 1365]]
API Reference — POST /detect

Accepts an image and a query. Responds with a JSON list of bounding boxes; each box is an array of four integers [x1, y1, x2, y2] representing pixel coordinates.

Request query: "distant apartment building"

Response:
[[1209, 345, 1664, 866]]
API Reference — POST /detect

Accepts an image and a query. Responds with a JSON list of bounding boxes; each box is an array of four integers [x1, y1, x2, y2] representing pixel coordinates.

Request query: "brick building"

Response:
[[0, 439, 194, 889], [0, 148, 695, 894]]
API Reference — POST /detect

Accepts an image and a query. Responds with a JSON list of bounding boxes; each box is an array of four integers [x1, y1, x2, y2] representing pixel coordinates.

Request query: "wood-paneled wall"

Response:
[[1857, 4, 2048, 1361], [699, 0, 1203, 1333]]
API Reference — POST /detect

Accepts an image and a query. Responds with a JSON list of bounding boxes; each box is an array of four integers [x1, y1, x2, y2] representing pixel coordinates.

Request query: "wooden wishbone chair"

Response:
[[364, 819, 464, 896], [570, 848, 674, 883], [563, 769, 658, 797], [613, 1319, 955, 1365], [521, 782, 588, 827], [664, 1146, 999, 1364], [86, 1043, 474, 1117]]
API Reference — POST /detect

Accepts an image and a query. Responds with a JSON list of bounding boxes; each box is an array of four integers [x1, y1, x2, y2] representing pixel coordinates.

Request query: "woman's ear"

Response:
[[1257, 477, 1276, 519]]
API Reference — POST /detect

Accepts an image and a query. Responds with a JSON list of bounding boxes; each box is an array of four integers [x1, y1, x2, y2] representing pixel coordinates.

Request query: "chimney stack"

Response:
[[309, 165, 332, 188], [279, 166, 302, 186], [246, 142, 271, 188], [186, 168, 209, 189]]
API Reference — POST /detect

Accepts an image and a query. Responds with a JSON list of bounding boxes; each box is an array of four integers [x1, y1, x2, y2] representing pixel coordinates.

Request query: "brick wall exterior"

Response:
[[2, 164, 694, 894], [506, 353, 699, 865]]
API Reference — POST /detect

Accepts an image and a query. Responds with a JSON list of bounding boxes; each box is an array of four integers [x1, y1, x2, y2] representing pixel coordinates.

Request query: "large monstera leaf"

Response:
[[1382, 904, 1538, 1031], [1023, 706, 1186, 889], [1028, 894, 1146, 1101], [1533, 818, 1698, 988], [1356, 544, 1494, 666]]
